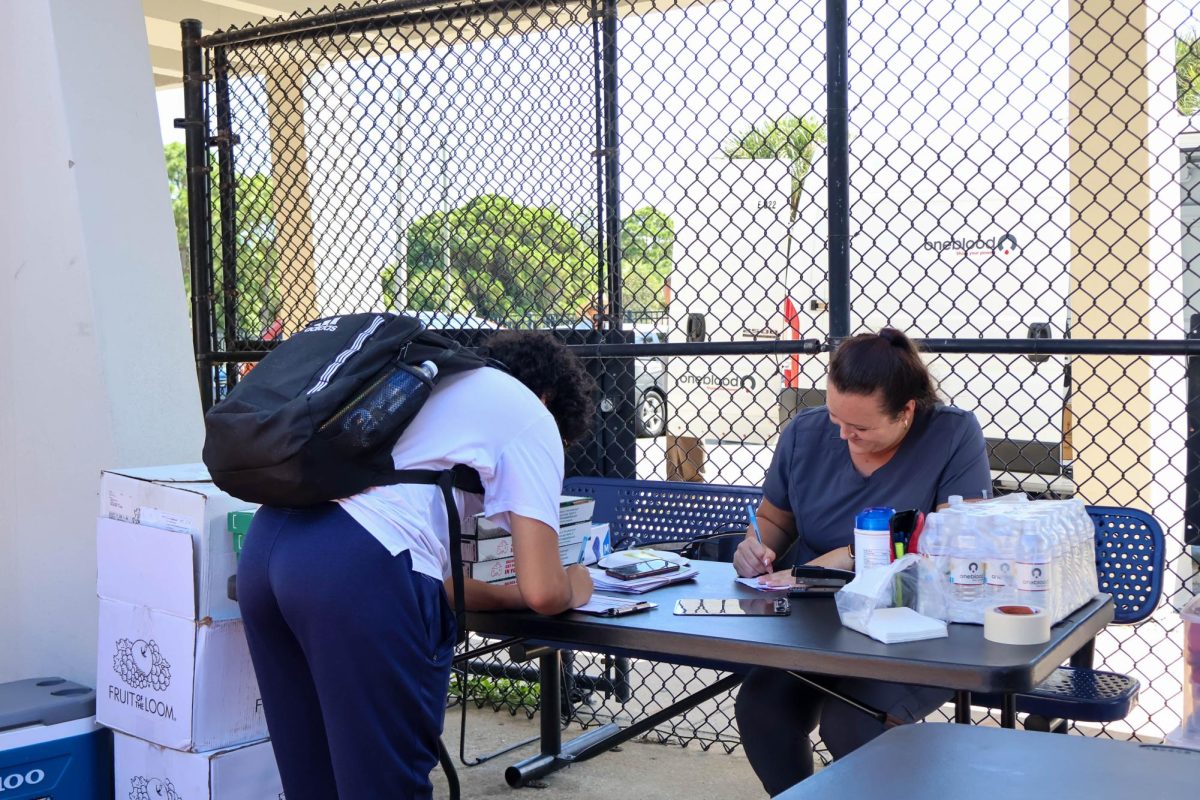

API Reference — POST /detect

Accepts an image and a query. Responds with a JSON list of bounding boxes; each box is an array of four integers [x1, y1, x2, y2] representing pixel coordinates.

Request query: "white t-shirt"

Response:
[[337, 367, 564, 581]]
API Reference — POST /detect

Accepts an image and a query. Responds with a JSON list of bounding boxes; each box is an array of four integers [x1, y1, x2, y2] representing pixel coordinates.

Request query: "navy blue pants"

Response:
[[237, 504, 456, 800], [735, 667, 950, 795]]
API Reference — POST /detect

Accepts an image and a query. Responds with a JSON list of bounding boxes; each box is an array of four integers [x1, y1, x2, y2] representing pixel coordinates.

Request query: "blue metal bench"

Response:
[[563, 478, 1165, 729], [978, 505, 1165, 729]]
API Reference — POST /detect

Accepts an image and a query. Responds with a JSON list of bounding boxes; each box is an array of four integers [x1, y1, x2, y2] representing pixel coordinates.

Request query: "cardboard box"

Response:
[[464, 502, 595, 542], [97, 597, 267, 753], [462, 535, 513, 562], [99, 465, 254, 621], [462, 522, 588, 562], [559, 496, 595, 527], [463, 514, 509, 540], [114, 732, 283, 800], [467, 557, 517, 583], [558, 520, 589, 547]]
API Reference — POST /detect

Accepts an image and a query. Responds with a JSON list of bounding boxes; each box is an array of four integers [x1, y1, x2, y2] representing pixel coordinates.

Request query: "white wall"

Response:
[[0, 0, 203, 685]]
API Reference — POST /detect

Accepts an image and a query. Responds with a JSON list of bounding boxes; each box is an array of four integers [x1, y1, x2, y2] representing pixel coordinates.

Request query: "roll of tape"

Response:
[[984, 605, 1051, 645]]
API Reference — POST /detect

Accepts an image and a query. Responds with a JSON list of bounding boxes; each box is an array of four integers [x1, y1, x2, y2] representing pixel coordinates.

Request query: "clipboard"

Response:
[[574, 597, 658, 617]]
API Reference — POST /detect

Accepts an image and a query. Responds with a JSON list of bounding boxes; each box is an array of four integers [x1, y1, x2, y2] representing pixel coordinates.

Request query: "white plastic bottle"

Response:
[[853, 507, 895, 574], [949, 514, 986, 620], [1015, 517, 1053, 615], [917, 513, 949, 619], [417, 360, 439, 381], [1067, 499, 1099, 596], [986, 514, 1018, 605]]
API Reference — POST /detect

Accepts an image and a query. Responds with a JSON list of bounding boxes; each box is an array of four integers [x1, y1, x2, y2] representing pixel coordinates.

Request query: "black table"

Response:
[[774, 723, 1200, 798], [465, 561, 1113, 786]]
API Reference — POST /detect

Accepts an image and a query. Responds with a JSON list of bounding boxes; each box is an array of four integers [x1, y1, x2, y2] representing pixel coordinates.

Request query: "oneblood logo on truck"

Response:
[[923, 231, 1020, 257]]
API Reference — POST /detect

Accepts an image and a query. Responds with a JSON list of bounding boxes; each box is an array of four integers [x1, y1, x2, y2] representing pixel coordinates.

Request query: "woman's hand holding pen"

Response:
[[734, 500, 796, 578], [734, 536, 776, 577]]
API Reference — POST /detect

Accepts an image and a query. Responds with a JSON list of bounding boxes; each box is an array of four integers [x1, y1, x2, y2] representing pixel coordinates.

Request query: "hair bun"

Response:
[[879, 327, 904, 345]]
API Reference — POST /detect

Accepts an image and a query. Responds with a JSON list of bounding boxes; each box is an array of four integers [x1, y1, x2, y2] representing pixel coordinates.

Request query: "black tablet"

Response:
[[674, 597, 791, 616]]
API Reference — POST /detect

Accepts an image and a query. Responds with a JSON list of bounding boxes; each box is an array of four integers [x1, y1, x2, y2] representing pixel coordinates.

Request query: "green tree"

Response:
[[164, 144, 282, 337], [722, 113, 827, 271], [402, 195, 596, 325], [165, 143, 192, 295], [620, 206, 675, 316], [1179, 30, 1200, 115]]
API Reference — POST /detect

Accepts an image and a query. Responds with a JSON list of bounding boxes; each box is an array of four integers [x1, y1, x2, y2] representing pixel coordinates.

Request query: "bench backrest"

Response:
[[562, 477, 763, 561], [1085, 505, 1165, 625]]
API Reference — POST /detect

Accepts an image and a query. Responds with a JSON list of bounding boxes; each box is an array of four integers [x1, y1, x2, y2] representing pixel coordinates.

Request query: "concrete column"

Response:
[[264, 57, 319, 331], [0, 0, 203, 684], [1067, 0, 1179, 507]]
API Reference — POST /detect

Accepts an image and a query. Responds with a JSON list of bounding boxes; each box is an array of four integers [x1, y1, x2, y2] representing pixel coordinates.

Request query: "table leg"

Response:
[[539, 650, 562, 756], [954, 691, 972, 724], [504, 662, 743, 787], [1000, 694, 1016, 729]]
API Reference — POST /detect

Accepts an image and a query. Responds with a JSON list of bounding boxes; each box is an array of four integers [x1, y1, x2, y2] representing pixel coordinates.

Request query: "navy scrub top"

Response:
[[763, 404, 991, 566]]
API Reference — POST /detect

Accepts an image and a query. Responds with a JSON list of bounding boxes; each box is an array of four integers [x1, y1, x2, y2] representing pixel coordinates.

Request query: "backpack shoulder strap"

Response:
[[383, 465, 483, 644]]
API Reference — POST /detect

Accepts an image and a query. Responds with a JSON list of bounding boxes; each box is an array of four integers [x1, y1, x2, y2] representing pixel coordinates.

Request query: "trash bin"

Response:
[[0, 677, 113, 799]]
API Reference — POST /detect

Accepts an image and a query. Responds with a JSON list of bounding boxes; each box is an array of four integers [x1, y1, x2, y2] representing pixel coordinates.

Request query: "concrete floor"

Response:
[[431, 704, 763, 799]]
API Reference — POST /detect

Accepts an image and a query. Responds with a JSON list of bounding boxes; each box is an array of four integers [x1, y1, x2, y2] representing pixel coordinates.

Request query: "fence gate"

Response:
[[183, 0, 1200, 752]]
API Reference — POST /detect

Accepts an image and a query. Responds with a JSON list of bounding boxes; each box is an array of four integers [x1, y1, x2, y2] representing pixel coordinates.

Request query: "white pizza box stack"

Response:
[[462, 495, 596, 584]]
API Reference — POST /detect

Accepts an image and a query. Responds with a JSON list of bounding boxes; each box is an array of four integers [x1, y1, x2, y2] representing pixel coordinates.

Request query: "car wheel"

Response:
[[635, 389, 667, 438]]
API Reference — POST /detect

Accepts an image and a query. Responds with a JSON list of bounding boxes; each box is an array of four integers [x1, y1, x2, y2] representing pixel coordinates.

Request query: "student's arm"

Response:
[[508, 512, 592, 614], [450, 514, 593, 613]]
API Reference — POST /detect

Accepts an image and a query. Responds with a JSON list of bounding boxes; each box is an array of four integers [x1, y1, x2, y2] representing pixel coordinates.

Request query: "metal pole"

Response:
[[591, 0, 607, 323], [179, 19, 215, 409], [825, 0, 851, 339], [601, 0, 623, 329], [1187, 313, 1200, 546], [212, 47, 240, 392]]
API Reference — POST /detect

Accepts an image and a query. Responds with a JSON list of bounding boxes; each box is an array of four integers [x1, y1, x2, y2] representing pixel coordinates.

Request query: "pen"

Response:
[[576, 535, 589, 565], [747, 502, 771, 571], [604, 601, 655, 617]]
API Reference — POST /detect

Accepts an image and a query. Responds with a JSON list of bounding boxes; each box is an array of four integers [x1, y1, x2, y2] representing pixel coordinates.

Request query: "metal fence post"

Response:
[[179, 19, 215, 409], [825, 0, 850, 340], [212, 46, 239, 395], [1187, 313, 1200, 546]]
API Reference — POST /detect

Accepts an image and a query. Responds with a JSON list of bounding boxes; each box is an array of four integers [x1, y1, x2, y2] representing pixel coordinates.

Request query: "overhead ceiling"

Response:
[[143, 0, 321, 87]]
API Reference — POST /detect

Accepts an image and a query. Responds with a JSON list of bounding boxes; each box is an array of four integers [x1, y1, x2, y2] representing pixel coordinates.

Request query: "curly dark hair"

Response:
[[479, 331, 597, 444]]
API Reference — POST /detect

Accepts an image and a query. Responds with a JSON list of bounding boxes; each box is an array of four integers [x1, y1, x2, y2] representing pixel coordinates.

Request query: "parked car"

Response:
[[634, 327, 669, 438]]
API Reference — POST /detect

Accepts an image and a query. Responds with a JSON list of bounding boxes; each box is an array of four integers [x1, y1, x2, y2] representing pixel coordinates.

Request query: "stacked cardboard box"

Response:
[[461, 496, 596, 584], [94, 465, 283, 798]]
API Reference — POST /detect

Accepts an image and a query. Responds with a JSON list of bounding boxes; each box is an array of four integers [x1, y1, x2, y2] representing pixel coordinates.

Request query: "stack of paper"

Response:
[[588, 565, 699, 594]]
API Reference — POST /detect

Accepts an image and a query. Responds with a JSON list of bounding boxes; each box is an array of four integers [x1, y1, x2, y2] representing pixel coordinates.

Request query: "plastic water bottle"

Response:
[[917, 513, 949, 619], [1066, 499, 1099, 596], [949, 516, 986, 615], [334, 359, 439, 450], [986, 514, 1018, 605], [853, 507, 895, 574], [1015, 517, 1053, 614]]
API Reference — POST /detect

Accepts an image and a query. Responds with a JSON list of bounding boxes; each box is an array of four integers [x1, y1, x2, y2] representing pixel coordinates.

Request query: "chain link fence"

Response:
[[182, 0, 1200, 756]]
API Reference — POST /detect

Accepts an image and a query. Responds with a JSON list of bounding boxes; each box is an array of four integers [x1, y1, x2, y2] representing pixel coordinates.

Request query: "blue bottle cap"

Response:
[[855, 507, 895, 531]]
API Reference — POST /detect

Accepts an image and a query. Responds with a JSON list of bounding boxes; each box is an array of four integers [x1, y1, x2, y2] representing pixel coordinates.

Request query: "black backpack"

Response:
[[203, 312, 495, 639]]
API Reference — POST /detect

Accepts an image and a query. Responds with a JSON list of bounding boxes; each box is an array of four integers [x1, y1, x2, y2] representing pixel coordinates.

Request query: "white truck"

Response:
[[662, 150, 1074, 496]]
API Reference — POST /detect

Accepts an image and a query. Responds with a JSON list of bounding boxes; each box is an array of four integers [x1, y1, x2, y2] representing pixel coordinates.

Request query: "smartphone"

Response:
[[673, 598, 791, 616], [604, 558, 680, 581]]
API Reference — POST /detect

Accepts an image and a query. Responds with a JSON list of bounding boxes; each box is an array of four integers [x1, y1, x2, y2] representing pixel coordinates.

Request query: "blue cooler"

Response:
[[0, 678, 112, 799]]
